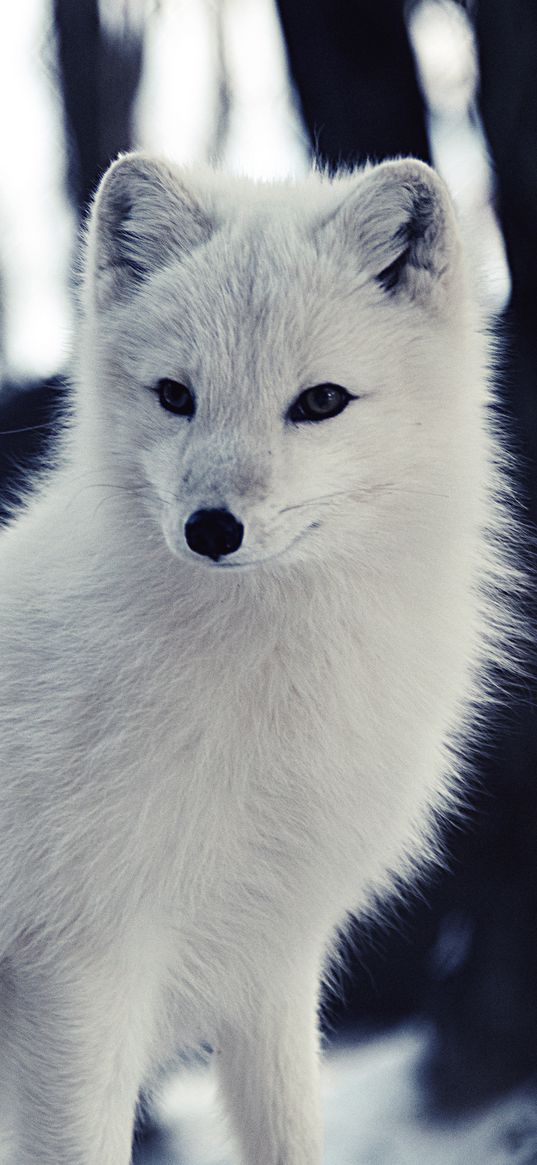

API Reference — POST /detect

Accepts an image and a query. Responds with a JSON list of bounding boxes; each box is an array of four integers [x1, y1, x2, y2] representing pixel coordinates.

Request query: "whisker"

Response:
[[91, 495, 159, 520], [0, 421, 62, 437], [279, 489, 357, 515], [61, 481, 151, 517], [279, 482, 448, 514], [373, 484, 449, 499]]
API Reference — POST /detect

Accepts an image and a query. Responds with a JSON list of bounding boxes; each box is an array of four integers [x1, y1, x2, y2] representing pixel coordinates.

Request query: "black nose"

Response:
[[184, 509, 244, 561]]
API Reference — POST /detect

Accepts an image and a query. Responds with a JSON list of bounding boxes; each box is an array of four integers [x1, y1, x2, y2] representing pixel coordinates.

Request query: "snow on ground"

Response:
[[136, 1025, 537, 1164]]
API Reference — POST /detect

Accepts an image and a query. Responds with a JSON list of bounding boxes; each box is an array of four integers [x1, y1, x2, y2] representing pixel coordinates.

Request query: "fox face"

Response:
[[81, 153, 476, 576]]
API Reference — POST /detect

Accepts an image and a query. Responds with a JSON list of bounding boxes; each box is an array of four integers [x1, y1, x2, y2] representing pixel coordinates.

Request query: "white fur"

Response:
[[0, 154, 515, 1163]]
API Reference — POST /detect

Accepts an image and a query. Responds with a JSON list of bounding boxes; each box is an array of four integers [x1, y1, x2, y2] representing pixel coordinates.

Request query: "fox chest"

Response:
[[59, 612, 445, 938]]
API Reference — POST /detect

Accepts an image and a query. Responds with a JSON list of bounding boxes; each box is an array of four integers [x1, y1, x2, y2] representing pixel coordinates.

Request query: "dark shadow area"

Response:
[[277, 0, 537, 1114], [276, 0, 430, 167], [0, 377, 68, 521]]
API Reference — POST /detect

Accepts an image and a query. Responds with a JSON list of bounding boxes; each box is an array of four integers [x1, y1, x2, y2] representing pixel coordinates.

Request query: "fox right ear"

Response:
[[86, 153, 215, 306]]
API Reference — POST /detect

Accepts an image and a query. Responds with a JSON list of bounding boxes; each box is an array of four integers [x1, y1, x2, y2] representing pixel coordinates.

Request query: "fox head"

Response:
[[79, 152, 480, 577]]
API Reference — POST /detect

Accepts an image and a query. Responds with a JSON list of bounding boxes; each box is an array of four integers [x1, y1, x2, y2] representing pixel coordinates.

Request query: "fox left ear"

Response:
[[324, 159, 461, 308], [86, 152, 215, 307]]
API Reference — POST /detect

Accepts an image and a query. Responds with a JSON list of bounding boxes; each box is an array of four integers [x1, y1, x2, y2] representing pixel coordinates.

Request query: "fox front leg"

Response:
[[0, 946, 157, 1165], [216, 972, 323, 1165]]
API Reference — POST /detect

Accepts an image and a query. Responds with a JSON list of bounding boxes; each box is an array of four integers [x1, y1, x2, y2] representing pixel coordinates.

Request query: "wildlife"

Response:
[[0, 152, 512, 1163]]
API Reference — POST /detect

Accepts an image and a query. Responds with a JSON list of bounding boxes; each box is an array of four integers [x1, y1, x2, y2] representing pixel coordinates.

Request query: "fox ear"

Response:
[[326, 159, 461, 307], [87, 152, 214, 305]]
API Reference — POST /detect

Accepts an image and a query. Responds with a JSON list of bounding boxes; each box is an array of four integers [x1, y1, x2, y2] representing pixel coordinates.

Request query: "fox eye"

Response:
[[287, 383, 355, 423], [157, 378, 195, 417]]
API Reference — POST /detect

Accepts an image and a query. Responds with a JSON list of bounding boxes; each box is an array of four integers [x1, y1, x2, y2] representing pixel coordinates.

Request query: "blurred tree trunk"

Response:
[[53, 0, 144, 216], [277, 0, 537, 1108], [275, 0, 430, 167], [476, 0, 537, 502], [423, 0, 537, 1107]]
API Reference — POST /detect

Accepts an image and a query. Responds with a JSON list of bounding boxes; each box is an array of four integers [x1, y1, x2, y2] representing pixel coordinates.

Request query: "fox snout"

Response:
[[181, 439, 272, 502]]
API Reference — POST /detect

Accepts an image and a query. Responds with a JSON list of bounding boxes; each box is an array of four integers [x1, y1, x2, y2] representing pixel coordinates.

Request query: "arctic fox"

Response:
[[0, 153, 512, 1164]]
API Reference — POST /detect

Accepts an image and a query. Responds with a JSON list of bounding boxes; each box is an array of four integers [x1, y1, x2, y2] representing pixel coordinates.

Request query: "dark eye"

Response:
[[287, 383, 355, 423], [157, 378, 195, 417]]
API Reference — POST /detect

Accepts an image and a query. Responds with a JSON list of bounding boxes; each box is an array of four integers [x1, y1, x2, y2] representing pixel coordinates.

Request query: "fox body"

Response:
[[0, 155, 510, 1163]]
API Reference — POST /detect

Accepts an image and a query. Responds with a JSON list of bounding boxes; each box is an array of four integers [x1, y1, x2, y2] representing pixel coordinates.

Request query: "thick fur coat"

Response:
[[0, 154, 513, 1163]]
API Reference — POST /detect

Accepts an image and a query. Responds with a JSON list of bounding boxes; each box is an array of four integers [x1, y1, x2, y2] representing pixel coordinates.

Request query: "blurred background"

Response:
[[1, 2, 536, 1162]]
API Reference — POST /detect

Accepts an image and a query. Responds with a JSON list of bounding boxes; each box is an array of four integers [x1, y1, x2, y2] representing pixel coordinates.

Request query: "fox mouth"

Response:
[[202, 522, 321, 569]]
